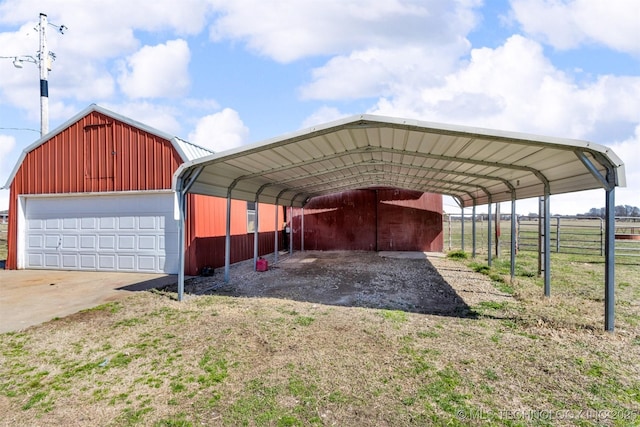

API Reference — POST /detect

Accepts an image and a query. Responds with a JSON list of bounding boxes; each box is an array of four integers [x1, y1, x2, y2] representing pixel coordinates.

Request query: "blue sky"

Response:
[[0, 0, 638, 215]]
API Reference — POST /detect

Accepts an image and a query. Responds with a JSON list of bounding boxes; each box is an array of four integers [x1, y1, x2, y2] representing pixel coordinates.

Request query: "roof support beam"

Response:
[[575, 151, 612, 189]]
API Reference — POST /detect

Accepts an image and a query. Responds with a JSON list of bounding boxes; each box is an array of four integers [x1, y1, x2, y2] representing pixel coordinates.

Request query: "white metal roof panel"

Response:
[[174, 114, 625, 208]]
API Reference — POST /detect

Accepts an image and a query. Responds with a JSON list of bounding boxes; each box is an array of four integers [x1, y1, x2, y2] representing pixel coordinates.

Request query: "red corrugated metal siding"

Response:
[[376, 189, 443, 251], [291, 189, 443, 252], [292, 190, 377, 250], [6, 111, 183, 269], [184, 194, 284, 275]]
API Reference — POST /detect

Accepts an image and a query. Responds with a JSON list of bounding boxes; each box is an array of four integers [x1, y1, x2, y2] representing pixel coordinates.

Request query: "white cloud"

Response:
[[188, 108, 249, 152], [118, 39, 191, 99], [300, 44, 466, 101], [510, 0, 640, 55], [369, 35, 640, 139], [208, 0, 481, 63]]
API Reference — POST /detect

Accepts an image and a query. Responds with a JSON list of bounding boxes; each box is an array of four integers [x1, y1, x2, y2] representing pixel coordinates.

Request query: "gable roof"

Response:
[[3, 104, 214, 189], [174, 114, 626, 208]]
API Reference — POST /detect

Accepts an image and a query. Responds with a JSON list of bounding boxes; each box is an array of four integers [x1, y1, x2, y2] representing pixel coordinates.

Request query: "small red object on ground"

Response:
[[256, 258, 268, 272]]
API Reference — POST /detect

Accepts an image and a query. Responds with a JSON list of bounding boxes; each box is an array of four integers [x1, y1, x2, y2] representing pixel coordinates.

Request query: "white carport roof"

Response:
[[173, 114, 625, 208]]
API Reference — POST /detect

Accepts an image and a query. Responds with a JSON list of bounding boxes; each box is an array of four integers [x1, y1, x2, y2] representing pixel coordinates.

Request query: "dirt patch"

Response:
[[163, 250, 512, 316]]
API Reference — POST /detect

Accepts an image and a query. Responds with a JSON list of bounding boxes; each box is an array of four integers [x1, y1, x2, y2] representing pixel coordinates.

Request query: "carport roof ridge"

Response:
[[2, 104, 214, 189], [174, 114, 626, 208]]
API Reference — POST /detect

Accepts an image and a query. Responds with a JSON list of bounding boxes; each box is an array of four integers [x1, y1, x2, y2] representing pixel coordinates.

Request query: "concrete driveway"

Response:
[[0, 270, 177, 333]]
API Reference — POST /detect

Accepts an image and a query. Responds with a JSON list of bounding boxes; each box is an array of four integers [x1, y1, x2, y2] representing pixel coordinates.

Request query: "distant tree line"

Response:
[[581, 205, 640, 218]]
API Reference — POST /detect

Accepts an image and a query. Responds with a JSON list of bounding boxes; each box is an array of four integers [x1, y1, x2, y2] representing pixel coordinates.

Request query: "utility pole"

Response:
[[39, 13, 50, 136], [0, 13, 66, 137]]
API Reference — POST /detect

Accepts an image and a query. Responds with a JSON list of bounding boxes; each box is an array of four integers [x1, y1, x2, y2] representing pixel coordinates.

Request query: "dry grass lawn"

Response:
[[0, 249, 639, 426]]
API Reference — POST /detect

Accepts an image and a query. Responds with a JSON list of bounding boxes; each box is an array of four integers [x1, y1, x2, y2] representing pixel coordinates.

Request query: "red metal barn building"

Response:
[[3, 105, 282, 275], [290, 189, 443, 252]]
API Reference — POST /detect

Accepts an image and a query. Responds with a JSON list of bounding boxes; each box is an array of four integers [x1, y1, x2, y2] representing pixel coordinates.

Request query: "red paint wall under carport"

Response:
[[290, 189, 443, 252]]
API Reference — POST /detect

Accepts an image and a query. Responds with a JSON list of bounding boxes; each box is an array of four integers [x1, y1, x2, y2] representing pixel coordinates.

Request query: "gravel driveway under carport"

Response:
[[0, 270, 176, 333], [165, 250, 512, 317]]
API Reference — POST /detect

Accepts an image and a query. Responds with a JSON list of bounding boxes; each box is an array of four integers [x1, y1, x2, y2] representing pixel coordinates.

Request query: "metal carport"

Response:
[[173, 114, 625, 331]]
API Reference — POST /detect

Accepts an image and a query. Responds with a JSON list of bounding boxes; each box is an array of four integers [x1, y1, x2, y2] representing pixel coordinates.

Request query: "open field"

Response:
[[1, 248, 639, 426]]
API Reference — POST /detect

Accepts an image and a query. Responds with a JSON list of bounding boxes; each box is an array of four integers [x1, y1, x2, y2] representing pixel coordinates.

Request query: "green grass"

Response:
[[1, 250, 639, 426]]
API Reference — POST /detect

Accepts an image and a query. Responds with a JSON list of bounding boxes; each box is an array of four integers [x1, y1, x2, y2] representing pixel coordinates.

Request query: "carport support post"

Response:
[[274, 204, 279, 263], [289, 206, 293, 254], [487, 202, 492, 266], [539, 192, 551, 297], [604, 186, 615, 331], [510, 197, 516, 280], [301, 207, 305, 251], [253, 196, 259, 271], [224, 193, 231, 283], [461, 206, 465, 252], [472, 203, 477, 258], [177, 191, 187, 302]]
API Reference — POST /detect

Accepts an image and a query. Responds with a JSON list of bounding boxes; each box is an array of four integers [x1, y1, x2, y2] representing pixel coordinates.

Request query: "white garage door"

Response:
[[24, 193, 179, 273]]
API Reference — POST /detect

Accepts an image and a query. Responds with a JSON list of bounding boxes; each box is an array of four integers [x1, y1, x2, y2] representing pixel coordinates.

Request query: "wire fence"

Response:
[[444, 215, 640, 261]]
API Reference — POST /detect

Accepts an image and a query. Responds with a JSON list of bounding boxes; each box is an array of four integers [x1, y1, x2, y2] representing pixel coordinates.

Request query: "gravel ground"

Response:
[[163, 250, 512, 316]]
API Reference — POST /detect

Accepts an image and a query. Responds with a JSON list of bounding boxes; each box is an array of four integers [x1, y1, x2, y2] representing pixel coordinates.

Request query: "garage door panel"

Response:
[[44, 253, 60, 268], [99, 235, 116, 250], [29, 219, 44, 230], [139, 235, 156, 250], [62, 218, 78, 229], [81, 217, 97, 229], [118, 255, 135, 270], [81, 254, 97, 269], [139, 217, 156, 229], [100, 217, 116, 230], [25, 193, 178, 273], [28, 235, 43, 249], [62, 254, 78, 268], [80, 235, 97, 250], [119, 217, 135, 229], [98, 254, 116, 269], [138, 256, 156, 271], [28, 253, 44, 267], [118, 235, 135, 250], [45, 235, 60, 249], [45, 218, 60, 229], [62, 235, 78, 249]]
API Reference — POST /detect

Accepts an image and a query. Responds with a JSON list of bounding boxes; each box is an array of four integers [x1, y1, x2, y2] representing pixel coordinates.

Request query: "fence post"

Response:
[[600, 217, 605, 256], [556, 217, 561, 253]]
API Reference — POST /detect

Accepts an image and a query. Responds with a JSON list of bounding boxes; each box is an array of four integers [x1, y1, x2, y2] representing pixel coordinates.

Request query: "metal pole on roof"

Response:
[[224, 193, 231, 282], [604, 186, 615, 331]]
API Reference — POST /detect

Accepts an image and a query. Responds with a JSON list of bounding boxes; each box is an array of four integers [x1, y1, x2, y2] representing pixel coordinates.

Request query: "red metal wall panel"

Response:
[[376, 189, 443, 251], [184, 194, 284, 275], [291, 190, 377, 250], [291, 189, 443, 252]]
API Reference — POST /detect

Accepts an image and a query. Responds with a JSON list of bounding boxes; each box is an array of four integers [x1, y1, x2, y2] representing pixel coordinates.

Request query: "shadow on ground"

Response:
[[160, 251, 478, 319]]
